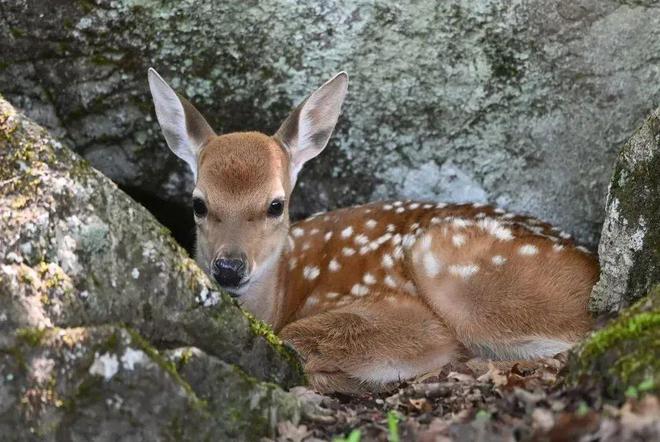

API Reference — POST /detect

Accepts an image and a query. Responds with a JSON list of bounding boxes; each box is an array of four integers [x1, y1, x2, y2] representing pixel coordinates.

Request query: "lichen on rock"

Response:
[[589, 106, 660, 314], [0, 95, 303, 439], [2, 0, 660, 247], [566, 105, 660, 404]]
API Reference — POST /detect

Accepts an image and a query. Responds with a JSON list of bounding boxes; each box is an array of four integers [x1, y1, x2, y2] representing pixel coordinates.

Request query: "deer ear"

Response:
[[275, 72, 348, 187], [148, 68, 215, 181]]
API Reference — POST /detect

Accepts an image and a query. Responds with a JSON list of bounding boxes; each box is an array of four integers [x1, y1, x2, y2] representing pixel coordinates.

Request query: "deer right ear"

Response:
[[148, 68, 215, 181], [274, 72, 348, 188]]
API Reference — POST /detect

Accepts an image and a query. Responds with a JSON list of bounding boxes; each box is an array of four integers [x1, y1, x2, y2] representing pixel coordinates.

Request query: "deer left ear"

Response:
[[274, 72, 348, 187]]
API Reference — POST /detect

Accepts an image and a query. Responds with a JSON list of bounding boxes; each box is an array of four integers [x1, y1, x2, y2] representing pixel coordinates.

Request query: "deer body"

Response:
[[148, 69, 599, 393]]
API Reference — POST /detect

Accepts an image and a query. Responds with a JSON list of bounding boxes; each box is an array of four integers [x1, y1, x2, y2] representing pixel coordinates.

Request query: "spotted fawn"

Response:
[[148, 69, 599, 393]]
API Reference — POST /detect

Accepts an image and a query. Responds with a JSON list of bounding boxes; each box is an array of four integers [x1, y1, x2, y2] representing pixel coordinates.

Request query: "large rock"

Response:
[[568, 284, 660, 402], [0, 95, 303, 439], [567, 106, 660, 402], [2, 1, 659, 247], [590, 107, 660, 314], [0, 326, 300, 440]]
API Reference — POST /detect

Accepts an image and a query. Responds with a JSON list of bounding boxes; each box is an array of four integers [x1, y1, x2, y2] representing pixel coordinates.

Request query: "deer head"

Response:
[[148, 68, 348, 313]]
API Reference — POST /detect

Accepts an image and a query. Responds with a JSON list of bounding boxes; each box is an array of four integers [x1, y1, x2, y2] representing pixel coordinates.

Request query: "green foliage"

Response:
[[387, 410, 400, 442], [333, 429, 361, 442]]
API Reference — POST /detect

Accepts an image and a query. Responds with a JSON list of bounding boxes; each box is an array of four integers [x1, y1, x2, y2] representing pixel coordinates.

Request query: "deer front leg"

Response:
[[280, 295, 464, 394]]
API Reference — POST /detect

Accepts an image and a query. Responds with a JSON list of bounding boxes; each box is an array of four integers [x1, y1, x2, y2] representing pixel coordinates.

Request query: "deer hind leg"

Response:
[[409, 228, 597, 360], [280, 295, 464, 394]]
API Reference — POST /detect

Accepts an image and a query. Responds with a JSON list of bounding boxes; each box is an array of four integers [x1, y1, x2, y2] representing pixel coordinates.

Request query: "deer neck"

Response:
[[238, 233, 305, 332]]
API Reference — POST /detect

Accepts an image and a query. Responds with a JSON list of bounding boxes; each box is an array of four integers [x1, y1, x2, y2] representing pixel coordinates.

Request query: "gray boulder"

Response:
[[589, 106, 660, 314], [2, 0, 659, 246], [0, 95, 303, 439], [0, 326, 300, 441]]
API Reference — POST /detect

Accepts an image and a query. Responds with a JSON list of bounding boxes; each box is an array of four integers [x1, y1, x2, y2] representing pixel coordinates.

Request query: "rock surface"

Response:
[[0, 95, 303, 439], [589, 106, 660, 314], [568, 284, 660, 402], [2, 0, 660, 247], [0, 326, 300, 440], [567, 106, 660, 403]]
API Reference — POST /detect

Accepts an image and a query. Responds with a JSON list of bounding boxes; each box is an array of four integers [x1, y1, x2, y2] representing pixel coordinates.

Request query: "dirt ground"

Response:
[[270, 354, 660, 442]]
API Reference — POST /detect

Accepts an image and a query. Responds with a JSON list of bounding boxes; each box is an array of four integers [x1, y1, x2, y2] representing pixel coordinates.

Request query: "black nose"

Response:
[[212, 257, 246, 287]]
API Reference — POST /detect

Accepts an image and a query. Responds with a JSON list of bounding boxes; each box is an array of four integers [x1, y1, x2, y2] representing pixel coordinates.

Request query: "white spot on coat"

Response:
[[452, 234, 466, 247], [351, 284, 369, 297], [452, 218, 474, 228], [328, 258, 341, 272], [324, 231, 333, 241], [448, 264, 479, 279], [303, 265, 320, 280], [366, 219, 378, 229], [341, 226, 354, 238], [342, 247, 356, 256], [354, 234, 369, 245], [363, 273, 376, 285], [381, 254, 394, 268], [289, 258, 298, 270], [491, 255, 507, 265], [423, 252, 442, 277], [477, 218, 514, 241], [518, 245, 539, 255], [384, 275, 397, 288], [292, 227, 304, 237], [402, 234, 416, 249]]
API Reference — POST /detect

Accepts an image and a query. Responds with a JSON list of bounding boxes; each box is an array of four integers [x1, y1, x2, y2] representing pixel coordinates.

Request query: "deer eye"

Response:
[[192, 197, 208, 217], [267, 199, 284, 218]]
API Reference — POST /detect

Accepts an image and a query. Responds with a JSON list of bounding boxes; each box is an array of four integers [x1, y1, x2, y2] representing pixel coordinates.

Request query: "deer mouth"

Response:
[[221, 278, 250, 297]]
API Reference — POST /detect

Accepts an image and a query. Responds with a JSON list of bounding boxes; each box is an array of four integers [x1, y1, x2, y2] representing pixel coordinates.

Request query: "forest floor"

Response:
[[272, 354, 660, 442]]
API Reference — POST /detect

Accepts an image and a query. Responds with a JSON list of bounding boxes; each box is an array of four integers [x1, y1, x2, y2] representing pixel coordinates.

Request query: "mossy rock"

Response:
[[0, 325, 301, 440], [590, 106, 660, 313], [3, 1, 660, 248], [567, 284, 660, 401], [0, 94, 303, 387]]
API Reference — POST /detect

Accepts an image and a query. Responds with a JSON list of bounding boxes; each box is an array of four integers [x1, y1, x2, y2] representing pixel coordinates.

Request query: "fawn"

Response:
[[148, 69, 599, 393]]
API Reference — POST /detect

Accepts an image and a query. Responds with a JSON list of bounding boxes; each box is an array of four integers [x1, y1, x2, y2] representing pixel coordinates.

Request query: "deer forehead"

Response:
[[197, 132, 289, 210]]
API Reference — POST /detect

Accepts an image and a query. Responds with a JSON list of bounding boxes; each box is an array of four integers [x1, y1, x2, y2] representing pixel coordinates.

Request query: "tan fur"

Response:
[[149, 69, 598, 394], [194, 142, 598, 393]]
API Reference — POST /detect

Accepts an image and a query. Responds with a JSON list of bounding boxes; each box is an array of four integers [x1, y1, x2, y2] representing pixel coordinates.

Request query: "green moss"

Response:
[[607, 112, 660, 304], [69, 158, 94, 181], [16, 327, 48, 347], [568, 285, 660, 400], [123, 327, 209, 413], [242, 310, 304, 378]]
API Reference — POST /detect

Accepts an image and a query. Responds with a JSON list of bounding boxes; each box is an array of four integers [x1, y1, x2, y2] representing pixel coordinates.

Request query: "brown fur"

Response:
[[194, 142, 599, 393], [150, 69, 598, 394]]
